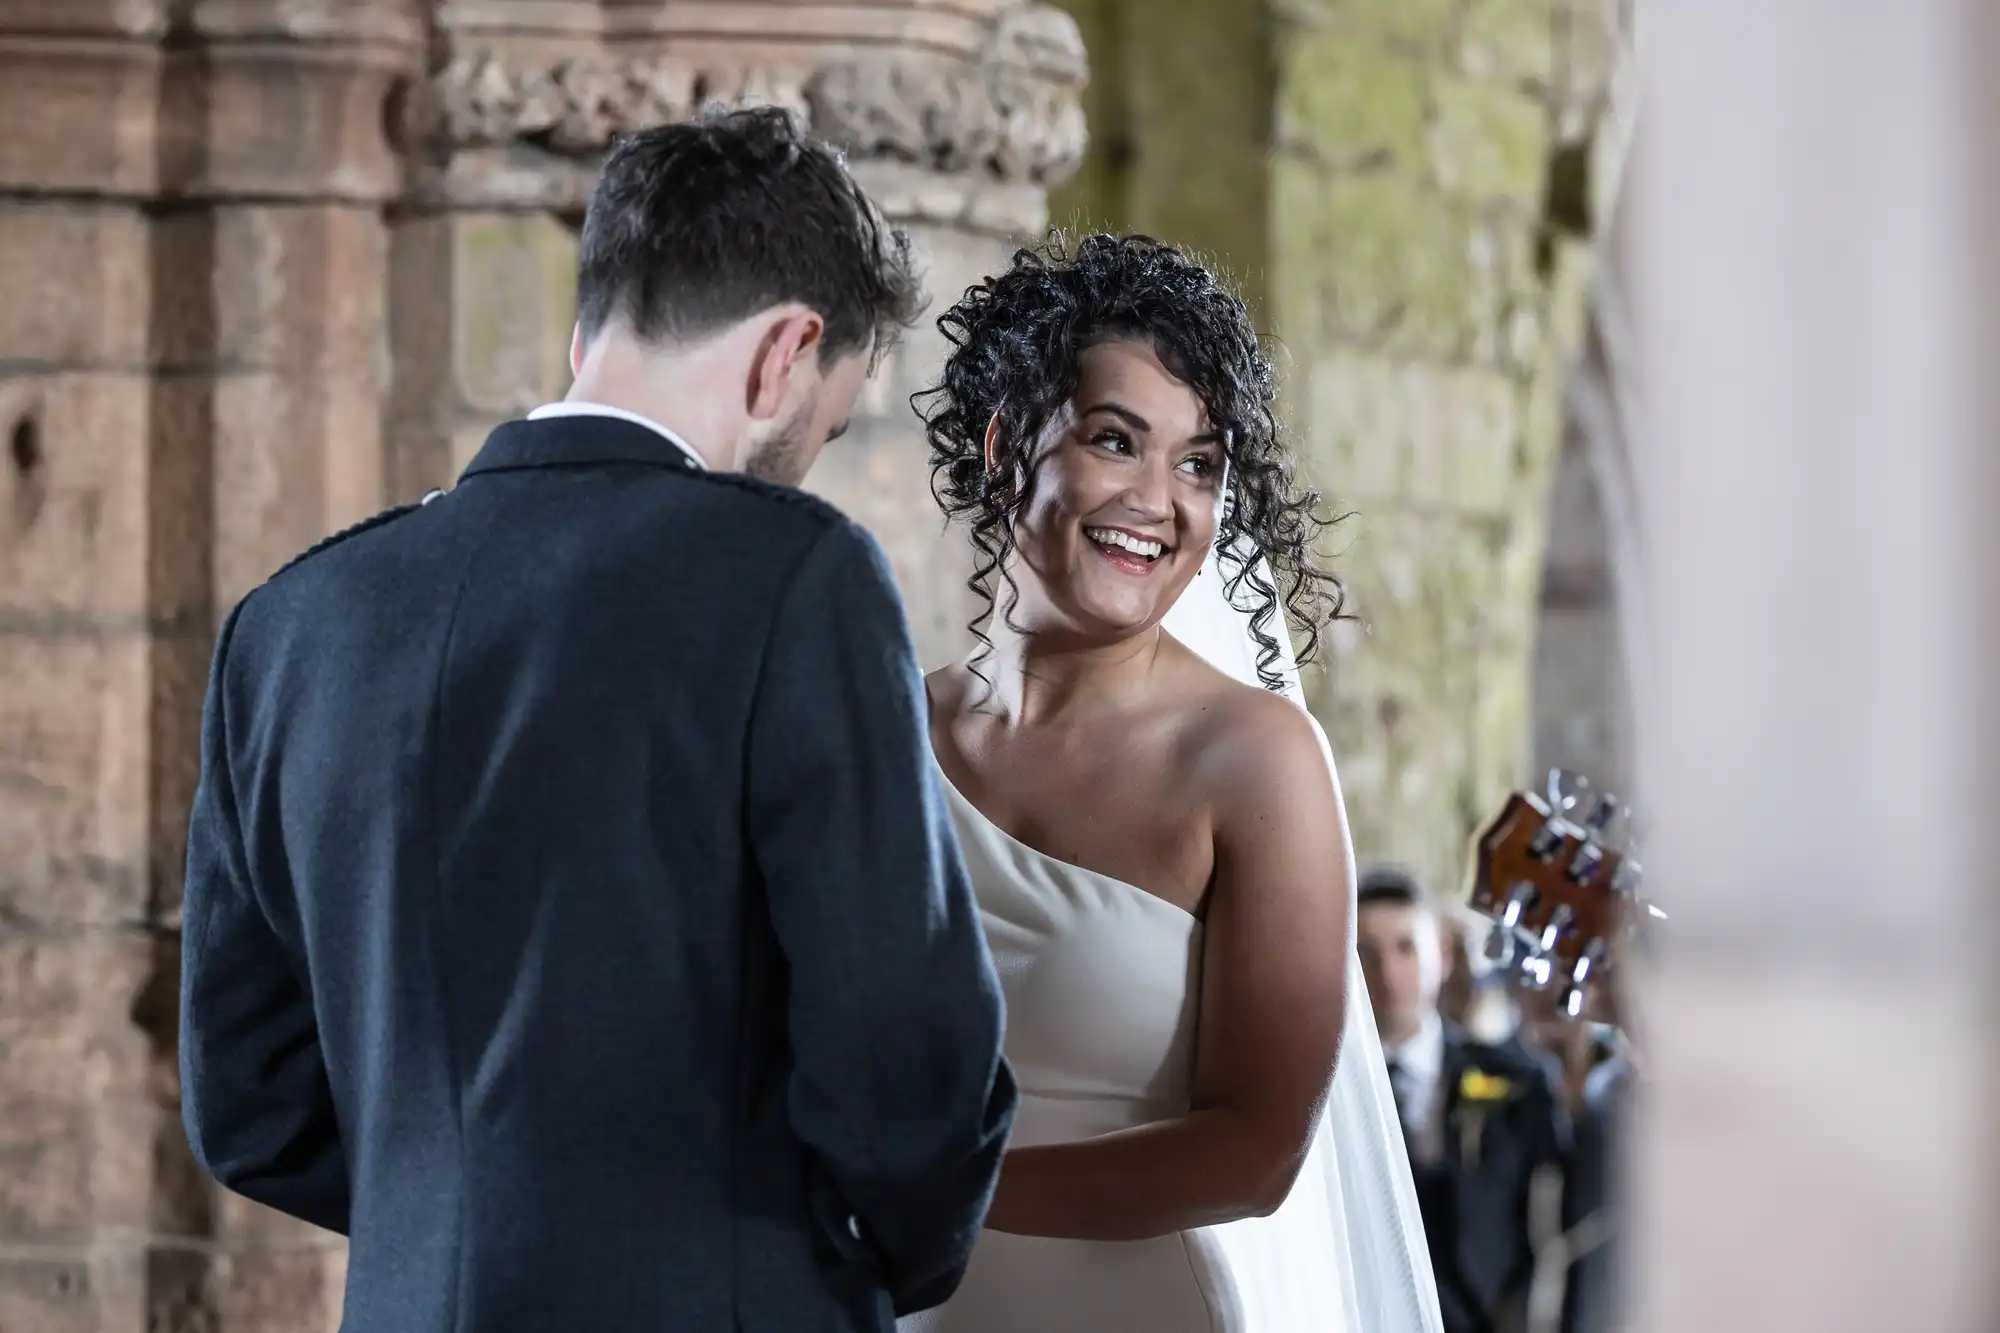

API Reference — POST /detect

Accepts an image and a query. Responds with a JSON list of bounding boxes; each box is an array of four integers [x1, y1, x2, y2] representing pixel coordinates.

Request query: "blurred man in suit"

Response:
[[1549, 969, 1642, 1333], [1556, 1047, 1632, 1333], [1358, 867, 1570, 1333]]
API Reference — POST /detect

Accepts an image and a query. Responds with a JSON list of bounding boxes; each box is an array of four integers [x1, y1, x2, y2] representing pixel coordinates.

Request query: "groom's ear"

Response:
[[569, 322, 585, 378], [983, 412, 1003, 476], [746, 309, 825, 422]]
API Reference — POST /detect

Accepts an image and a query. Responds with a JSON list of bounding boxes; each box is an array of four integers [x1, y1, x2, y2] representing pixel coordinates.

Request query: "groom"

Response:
[[178, 108, 1016, 1332]]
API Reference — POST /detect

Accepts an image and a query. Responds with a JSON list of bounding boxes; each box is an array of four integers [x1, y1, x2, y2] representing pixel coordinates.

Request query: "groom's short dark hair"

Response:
[[577, 107, 923, 362]]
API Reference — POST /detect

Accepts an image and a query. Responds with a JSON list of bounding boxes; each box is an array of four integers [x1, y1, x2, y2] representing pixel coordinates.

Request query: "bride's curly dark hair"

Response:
[[912, 232, 1349, 691]]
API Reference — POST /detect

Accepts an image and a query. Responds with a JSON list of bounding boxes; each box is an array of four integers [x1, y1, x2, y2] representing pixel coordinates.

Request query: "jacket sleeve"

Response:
[[745, 519, 1017, 1315], [1557, 1061, 1623, 1333], [179, 602, 350, 1234]]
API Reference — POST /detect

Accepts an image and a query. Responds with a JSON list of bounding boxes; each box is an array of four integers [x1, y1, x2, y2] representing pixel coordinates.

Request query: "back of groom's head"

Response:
[[577, 107, 922, 365], [564, 107, 922, 483]]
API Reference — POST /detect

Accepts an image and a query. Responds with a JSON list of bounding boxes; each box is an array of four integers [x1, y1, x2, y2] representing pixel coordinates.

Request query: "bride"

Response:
[[903, 235, 1444, 1333]]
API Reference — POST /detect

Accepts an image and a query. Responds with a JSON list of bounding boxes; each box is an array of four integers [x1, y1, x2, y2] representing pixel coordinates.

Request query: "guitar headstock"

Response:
[[1466, 769, 1657, 1021]]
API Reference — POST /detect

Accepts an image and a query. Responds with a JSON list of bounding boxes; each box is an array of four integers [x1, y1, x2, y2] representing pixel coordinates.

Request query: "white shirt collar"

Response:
[[526, 401, 707, 471], [1384, 1009, 1444, 1082]]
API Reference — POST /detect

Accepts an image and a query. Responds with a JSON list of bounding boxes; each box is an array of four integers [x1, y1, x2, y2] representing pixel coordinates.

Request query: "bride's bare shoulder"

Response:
[[925, 660, 975, 716], [1173, 663, 1339, 819]]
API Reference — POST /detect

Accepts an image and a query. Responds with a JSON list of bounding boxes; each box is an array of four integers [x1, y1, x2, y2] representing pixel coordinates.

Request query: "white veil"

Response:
[[1161, 537, 1445, 1333]]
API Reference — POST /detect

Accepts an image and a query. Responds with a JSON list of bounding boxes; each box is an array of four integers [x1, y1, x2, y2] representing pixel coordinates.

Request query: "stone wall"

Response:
[[1, 5, 421, 1327], [0, 3, 1085, 1329], [1271, 0, 1631, 894]]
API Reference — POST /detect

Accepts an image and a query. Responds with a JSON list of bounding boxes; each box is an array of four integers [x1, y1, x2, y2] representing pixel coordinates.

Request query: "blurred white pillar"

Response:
[[1634, 3, 2000, 1331]]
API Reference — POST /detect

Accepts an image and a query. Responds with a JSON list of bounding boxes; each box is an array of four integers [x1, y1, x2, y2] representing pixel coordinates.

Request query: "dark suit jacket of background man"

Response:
[[178, 413, 1018, 1333], [1406, 1022, 1571, 1333], [1560, 1053, 1633, 1333]]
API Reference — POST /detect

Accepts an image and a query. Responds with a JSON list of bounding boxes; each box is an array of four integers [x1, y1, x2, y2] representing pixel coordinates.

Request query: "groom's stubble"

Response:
[[744, 392, 822, 486]]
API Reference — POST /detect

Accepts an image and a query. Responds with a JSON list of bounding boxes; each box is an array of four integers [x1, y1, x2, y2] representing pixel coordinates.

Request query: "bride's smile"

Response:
[[1082, 525, 1169, 572]]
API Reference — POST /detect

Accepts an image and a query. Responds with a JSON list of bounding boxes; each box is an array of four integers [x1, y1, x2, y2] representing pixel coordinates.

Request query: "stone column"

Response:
[[384, 0, 600, 498], [391, 0, 1089, 667], [0, 11, 167, 1328], [1270, 0, 1632, 891], [1634, 3, 2000, 1329], [161, 12, 421, 1328], [0, 1, 419, 1329]]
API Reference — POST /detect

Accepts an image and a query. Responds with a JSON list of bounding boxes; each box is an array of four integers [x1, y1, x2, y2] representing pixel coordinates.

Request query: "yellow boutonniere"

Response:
[[1458, 1069, 1516, 1104]]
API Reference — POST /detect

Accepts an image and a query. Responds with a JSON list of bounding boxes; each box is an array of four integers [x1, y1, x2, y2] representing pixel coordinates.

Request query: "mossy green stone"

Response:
[[1545, 235, 1599, 354], [1276, 0, 1458, 53], [1321, 175, 1484, 360], [1429, 74, 1549, 204], [1459, 0, 1555, 87], [1269, 155, 1333, 340], [1277, 34, 1429, 169], [1304, 350, 1406, 501]]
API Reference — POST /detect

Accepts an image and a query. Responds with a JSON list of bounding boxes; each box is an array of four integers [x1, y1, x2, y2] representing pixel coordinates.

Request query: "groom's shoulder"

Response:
[[680, 474, 890, 578], [673, 476, 900, 604], [262, 499, 428, 587], [683, 471, 851, 533]]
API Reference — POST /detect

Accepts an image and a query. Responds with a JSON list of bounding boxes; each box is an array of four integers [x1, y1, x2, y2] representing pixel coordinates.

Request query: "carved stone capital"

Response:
[[406, 51, 804, 157], [805, 4, 1088, 187], [394, 2, 1088, 225]]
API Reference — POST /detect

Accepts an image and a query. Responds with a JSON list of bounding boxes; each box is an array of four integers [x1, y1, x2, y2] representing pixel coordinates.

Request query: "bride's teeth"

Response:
[[1088, 528, 1164, 560]]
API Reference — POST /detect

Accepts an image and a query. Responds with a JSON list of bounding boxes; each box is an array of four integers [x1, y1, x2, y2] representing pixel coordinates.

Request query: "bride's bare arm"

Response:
[[980, 694, 1353, 1241]]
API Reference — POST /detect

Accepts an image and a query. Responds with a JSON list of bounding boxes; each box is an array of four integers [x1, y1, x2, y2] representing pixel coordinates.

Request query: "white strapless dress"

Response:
[[901, 775, 1357, 1333]]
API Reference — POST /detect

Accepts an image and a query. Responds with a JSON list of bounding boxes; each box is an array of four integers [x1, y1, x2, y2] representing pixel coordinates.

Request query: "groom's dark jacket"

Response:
[[179, 413, 1018, 1333]]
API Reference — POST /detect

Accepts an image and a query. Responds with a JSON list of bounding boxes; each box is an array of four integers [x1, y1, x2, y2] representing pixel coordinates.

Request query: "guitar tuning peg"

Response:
[[1566, 840, 1607, 884], [1557, 945, 1602, 1018], [1526, 819, 1565, 860], [1537, 904, 1575, 954], [1544, 768, 1588, 814], [1583, 793, 1620, 835], [1482, 882, 1538, 969]]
